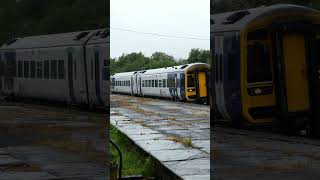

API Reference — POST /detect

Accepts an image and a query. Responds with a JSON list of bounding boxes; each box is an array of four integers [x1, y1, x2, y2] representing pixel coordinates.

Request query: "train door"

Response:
[[4, 52, 16, 95], [94, 50, 104, 105], [68, 51, 76, 103], [138, 75, 142, 95], [111, 77, 115, 92], [130, 76, 134, 95], [0, 53, 3, 92], [308, 29, 320, 136], [282, 33, 310, 113], [174, 74, 178, 100], [135, 75, 139, 95], [196, 71, 207, 98]]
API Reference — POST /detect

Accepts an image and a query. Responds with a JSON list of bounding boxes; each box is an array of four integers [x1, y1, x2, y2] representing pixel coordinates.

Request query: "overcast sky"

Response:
[[110, 0, 210, 59]]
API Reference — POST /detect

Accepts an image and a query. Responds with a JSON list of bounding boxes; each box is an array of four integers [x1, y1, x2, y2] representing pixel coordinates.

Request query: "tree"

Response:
[[110, 49, 211, 74], [187, 49, 211, 64], [0, 0, 107, 44]]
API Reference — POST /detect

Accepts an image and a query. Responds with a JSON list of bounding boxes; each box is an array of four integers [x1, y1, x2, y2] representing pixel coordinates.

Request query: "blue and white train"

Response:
[[111, 63, 209, 102]]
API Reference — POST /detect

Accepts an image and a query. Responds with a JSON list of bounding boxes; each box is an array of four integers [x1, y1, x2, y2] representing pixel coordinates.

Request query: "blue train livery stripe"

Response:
[[180, 73, 185, 99]]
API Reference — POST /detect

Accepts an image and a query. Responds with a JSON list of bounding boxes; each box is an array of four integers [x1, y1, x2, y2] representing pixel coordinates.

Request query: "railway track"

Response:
[[215, 125, 320, 147], [110, 92, 210, 107], [213, 115, 320, 144]]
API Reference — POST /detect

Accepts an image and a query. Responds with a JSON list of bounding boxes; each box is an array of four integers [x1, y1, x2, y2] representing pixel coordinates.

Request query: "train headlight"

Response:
[[248, 86, 273, 96], [254, 88, 262, 95]]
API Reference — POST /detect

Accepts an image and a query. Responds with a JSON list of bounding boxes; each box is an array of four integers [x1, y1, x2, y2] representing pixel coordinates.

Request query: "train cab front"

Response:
[[240, 6, 320, 133], [184, 63, 209, 103]]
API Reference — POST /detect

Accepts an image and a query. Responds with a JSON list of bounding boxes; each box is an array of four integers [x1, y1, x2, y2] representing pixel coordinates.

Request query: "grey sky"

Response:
[[111, 0, 210, 59]]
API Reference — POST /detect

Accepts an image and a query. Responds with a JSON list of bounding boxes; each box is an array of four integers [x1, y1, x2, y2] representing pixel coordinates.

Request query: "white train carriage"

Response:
[[111, 63, 209, 102], [0, 29, 109, 108]]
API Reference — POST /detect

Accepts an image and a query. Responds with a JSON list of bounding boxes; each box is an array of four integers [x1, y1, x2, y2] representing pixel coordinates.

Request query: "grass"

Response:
[[110, 126, 157, 178], [167, 136, 194, 147]]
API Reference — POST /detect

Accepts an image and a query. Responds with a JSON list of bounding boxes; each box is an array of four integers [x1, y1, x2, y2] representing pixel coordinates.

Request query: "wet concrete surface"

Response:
[[111, 94, 320, 180], [0, 101, 108, 180], [214, 126, 320, 180], [110, 94, 210, 180]]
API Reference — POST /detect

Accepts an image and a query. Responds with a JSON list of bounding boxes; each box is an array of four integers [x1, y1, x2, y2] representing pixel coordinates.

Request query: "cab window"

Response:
[[187, 74, 195, 87], [247, 42, 272, 83]]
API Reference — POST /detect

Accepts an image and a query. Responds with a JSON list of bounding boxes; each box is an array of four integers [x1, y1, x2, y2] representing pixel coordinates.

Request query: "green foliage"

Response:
[[0, 0, 107, 44], [187, 48, 211, 64], [111, 49, 211, 74], [110, 126, 156, 177]]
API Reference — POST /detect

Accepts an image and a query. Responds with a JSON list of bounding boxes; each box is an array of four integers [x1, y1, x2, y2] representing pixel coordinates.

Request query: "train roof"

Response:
[[140, 63, 208, 75], [112, 71, 137, 78], [0, 29, 108, 50], [87, 29, 109, 45], [211, 4, 320, 32], [111, 63, 209, 78]]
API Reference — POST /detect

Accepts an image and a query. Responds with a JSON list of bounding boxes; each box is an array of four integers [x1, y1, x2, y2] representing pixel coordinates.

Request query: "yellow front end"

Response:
[[185, 64, 209, 102]]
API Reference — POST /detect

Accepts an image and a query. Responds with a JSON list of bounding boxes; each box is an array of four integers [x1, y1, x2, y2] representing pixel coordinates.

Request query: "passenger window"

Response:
[[159, 80, 162, 88], [0, 57, 3, 76], [36, 61, 43, 79], [30, 61, 36, 78], [142, 80, 145, 87], [155, 79, 158, 87], [24, 61, 30, 78], [58, 60, 65, 79], [44, 60, 50, 79], [163, 79, 166, 88], [187, 74, 195, 87], [247, 42, 272, 83], [51, 60, 57, 79], [18, 61, 23, 77], [152, 80, 154, 87]]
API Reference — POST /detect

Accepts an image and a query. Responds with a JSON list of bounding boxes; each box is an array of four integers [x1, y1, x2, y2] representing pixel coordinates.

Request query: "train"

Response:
[[110, 63, 209, 103], [0, 29, 109, 108], [210, 4, 320, 136]]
